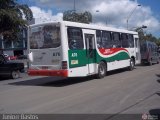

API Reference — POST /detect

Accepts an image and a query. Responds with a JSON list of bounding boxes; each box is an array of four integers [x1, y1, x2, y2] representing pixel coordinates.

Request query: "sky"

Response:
[[18, 0, 160, 38]]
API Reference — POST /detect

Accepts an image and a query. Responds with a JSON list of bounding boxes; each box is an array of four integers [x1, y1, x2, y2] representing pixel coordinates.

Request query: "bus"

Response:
[[28, 21, 140, 78], [140, 40, 159, 65]]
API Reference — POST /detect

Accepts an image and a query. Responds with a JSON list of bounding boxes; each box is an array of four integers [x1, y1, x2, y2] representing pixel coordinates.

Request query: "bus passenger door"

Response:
[[84, 31, 96, 74]]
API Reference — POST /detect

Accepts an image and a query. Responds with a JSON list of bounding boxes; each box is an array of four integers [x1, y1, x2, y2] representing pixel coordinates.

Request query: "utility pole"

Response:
[[126, 4, 141, 30]]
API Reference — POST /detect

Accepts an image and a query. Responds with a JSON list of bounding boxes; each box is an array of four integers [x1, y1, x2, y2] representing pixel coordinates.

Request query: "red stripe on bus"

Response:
[[99, 48, 128, 55], [28, 69, 68, 77]]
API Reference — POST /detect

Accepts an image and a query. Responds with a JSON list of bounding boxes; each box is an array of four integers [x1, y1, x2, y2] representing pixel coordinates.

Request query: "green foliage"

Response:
[[63, 10, 92, 24], [156, 38, 160, 46], [143, 33, 160, 46], [135, 28, 160, 46], [0, 0, 33, 40], [142, 35, 160, 47]]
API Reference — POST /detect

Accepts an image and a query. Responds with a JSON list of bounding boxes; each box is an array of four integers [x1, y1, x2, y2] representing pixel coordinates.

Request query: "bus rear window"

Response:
[[67, 27, 84, 50], [30, 25, 60, 49]]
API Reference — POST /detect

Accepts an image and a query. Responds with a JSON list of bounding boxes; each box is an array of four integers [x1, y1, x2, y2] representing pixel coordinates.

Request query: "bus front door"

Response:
[[84, 33, 96, 74]]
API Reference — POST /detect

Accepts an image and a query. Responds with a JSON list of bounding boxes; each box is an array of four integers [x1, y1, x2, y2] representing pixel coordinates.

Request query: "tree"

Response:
[[139, 32, 160, 46], [135, 28, 145, 41], [0, 0, 33, 40], [135, 27, 160, 46], [63, 10, 92, 24], [156, 38, 160, 46]]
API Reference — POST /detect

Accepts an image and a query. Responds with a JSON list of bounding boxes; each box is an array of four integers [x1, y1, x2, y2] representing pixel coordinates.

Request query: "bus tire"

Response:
[[128, 58, 134, 71], [96, 61, 106, 79]]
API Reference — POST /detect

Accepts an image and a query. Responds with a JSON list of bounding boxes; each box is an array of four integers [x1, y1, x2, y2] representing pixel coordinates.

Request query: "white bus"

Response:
[[28, 21, 140, 78]]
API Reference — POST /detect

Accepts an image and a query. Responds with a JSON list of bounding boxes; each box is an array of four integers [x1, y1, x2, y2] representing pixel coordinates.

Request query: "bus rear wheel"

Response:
[[96, 61, 106, 79], [128, 58, 135, 71]]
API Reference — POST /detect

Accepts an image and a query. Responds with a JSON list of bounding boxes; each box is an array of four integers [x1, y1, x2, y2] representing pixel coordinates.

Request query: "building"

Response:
[[0, 19, 35, 57], [0, 28, 27, 56]]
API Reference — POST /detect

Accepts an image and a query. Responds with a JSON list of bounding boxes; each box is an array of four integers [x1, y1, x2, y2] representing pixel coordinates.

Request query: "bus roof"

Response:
[[29, 21, 138, 35]]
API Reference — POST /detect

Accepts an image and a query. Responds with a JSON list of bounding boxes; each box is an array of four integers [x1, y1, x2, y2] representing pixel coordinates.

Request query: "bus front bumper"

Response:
[[28, 69, 68, 77]]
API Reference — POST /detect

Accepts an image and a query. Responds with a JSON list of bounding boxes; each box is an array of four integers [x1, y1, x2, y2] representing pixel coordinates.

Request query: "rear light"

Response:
[[62, 61, 68, 69]]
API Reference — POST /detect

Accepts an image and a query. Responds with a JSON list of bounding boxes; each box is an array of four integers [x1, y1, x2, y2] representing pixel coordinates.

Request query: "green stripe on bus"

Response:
[[68, 50, 130, 68], [68, 50, 87, 68]]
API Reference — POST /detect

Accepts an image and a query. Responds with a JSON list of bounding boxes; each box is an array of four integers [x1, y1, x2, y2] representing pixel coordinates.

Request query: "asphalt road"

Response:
[[0, 64, 160, 115]]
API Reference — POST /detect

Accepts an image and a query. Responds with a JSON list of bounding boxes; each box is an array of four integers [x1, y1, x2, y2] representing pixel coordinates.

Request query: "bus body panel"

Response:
[[29, 48, 61, 67], [96, 47, 131, 71], [107, 59, 130, 71], [28, 22, 65, 76], [67, 66, 92, 77]]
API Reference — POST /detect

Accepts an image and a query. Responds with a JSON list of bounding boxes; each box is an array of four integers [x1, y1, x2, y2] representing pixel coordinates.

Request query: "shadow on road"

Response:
[[9, 68, 130, 87], [0, 76, 24, 81], [156, 74, 160, 78], [9, 76, 95, 87], [0, 77, 10, 81], [156, 92, 160, 96], [0, 73, 26, 81], [157, 79, 160, 84], [107, 68, 129, 76], [44, 76, 96, 87], [149, 109, 160, 115], [156, 74, 160, 84]]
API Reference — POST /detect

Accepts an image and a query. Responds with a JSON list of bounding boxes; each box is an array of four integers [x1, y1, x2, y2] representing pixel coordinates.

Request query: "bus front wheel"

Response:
[[96, 61, 106, 79]]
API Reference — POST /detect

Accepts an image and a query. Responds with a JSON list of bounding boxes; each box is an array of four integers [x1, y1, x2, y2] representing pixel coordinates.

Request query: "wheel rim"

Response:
[[99, 65, 105, 75], [12, 71, 19, 79], [131, 60, 134, 68]]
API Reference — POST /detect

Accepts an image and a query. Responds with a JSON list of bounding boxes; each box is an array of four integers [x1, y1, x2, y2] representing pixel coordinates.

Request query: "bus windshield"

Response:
[[30, 25, 60, 49]]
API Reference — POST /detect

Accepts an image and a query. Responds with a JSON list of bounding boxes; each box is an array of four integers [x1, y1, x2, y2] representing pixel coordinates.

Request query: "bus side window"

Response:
[[121, 33, 129, 48], [112, 32, 121, 48], [96, 30, 102, 48], [102, 31, 112, 48], [128, 34, 134, 48], [67, 27, 84, 50]]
